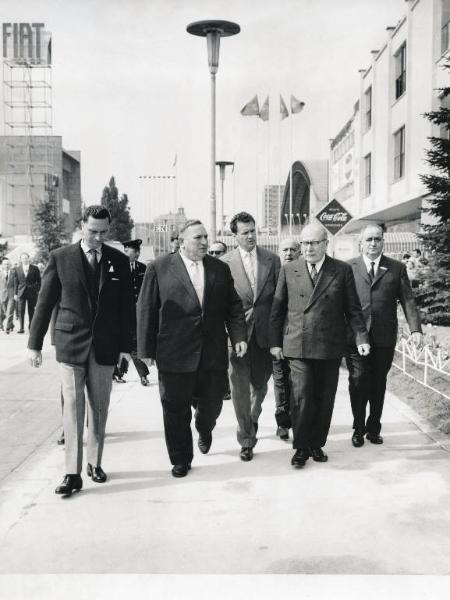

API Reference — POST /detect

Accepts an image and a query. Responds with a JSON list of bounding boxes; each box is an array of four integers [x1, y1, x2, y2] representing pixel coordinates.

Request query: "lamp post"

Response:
[[187, 20, 240, 243], [216, 160, 234, 235]]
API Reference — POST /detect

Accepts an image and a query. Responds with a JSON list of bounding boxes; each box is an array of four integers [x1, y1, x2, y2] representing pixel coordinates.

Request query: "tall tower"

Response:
[[2, 23, 53, 239]]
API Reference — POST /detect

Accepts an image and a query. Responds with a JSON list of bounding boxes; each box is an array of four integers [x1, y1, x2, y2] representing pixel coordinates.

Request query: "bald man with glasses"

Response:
[[269, 224, 369, 468], [345, 224, 422, 447]]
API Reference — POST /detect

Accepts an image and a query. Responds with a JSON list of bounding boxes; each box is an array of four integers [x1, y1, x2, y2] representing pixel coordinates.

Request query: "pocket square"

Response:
[[111, 277, 120, 281]]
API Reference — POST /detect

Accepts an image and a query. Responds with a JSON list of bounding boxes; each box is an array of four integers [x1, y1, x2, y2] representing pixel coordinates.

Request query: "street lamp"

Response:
[[216, 160, 234, 235], [187, 20, 240, 243]]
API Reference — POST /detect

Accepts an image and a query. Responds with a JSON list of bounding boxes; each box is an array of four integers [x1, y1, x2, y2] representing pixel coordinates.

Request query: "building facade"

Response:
[[0, 135, 81, 241], [329, 0, 450, 237]]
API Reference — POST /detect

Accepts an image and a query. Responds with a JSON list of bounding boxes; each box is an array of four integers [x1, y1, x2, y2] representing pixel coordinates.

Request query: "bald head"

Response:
[[359, 224, 384, 260], [300, 224, 328, 264]]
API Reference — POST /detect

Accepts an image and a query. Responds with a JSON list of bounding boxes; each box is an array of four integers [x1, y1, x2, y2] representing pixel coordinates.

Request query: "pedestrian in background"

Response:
[[0, 258, 15, 334], [14, 252, 41, 333]]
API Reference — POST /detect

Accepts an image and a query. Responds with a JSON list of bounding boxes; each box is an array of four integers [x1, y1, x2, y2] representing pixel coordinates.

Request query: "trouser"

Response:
[[288, 357, 341, 449], [272, 357, 292, 428], [0, 298, 14, 331], [229, 332, 273, 448], [158, 369, 227, 465], [58, 347, 114, 474], [18, 295, 36, 330], [345, 343, 395, 434]]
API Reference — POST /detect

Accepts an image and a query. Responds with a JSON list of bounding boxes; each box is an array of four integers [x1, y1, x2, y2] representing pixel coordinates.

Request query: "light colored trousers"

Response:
[[58, 347, 114, 474]]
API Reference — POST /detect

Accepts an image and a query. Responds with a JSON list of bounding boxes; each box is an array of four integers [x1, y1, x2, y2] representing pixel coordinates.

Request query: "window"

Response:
[[364, 87, 372, 131], [363, 154, 372, 197], [394, 43, 407, 99], [442, 0, 450, 55], [393, 126, 405, 180]]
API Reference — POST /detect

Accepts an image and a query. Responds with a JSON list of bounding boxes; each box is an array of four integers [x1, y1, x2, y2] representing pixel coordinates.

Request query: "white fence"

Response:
[[393, 337, 450, 400]]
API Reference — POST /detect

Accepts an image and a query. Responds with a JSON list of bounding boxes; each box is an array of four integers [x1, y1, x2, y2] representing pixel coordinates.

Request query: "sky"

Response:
[[1, 0, 408, 229]]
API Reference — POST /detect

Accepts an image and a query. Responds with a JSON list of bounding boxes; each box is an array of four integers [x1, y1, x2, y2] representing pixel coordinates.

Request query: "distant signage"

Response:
[[2, 23, 52, 65], [315, 198, 352, 236]]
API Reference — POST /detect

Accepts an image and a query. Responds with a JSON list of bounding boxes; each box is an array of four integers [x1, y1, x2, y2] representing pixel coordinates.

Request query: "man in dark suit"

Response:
[[0, 258, 15, 333], [272, 237, 302, 441], [28, 205, 133, 496], [113, 238, 150, 386], [137, 219, 247, 478], [14, 252, 41, 333], [346, 224, 422, 447], [269, 223, 370, 468], [222, 212, 281, 462]]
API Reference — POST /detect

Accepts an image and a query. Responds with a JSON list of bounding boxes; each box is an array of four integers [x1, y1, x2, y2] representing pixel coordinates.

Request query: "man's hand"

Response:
[[410, 332, 423, 348], [270, 346, 284, 360], [357, 344, 370, 356], [234, 341, 247, 358], [28, 349, 43, 368], [142, 357, 155, 368], [118, 352, 131, 364]]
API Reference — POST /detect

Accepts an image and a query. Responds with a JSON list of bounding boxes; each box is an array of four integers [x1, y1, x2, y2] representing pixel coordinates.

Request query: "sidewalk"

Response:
[[0, 336, 449, 580]]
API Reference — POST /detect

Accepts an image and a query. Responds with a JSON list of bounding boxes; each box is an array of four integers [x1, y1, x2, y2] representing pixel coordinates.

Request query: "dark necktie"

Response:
[[369, 261, 375, 283], [88, 249, 98, 271], [310, 263, 318, 287]]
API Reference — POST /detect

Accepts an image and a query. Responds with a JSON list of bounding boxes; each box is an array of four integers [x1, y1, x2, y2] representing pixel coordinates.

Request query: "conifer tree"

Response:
[[100, 176, 134, 241], [32, 184, 67, 262]]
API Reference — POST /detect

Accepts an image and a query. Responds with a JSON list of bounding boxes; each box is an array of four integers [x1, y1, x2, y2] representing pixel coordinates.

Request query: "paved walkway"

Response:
[[0, 333, 449, 596]]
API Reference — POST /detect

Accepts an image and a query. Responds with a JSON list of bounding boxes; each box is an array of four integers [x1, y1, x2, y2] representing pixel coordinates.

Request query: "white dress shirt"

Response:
[[238, 246, 258, 296], [307, 254, 326, 277], [180, 252, 205, 305], [362, 253, 382, 277], [80, 240, 103, 264]]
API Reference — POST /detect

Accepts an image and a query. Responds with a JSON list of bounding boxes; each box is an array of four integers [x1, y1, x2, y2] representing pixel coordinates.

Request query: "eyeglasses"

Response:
[[208, 250, 224, 256], [364, 237, 382, 243], [301, 240, 326, 247]]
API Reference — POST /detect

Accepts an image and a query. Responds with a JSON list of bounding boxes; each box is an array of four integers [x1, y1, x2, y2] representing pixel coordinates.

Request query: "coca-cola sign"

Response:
[[315, 198, 352, 235]]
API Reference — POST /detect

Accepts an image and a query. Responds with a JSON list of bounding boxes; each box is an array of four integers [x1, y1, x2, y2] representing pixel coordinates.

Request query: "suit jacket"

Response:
[[347, 254, 422, 347], [28, 242, 133, 365], [137, 252, 247, 373], [0, 270, 15, 303], [221, 246, 281, 348], [14, 264, 41, 300], [269, 255, 369, 360], [131, 260, 146, 304]]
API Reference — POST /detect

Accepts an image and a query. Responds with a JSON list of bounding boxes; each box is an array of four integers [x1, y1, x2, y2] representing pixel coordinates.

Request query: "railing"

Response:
[[392, 337, 450, 401]]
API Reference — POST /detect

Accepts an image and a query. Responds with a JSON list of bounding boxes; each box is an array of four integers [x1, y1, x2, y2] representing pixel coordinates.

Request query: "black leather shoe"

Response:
[[291, 449, 310, 468], [352, 429, 365, 447], [87, 463, 107, 483], [198, 433, 212, 454], [366, 432, 383, 444], [240, 447, 253, 462], [17, 329, 24, 334], [276, 426, 289, 440], [171, 463, 191, 478], [55, 474, 82, 496], [310, 448, 328, 462], [140, 376, 149, 386], [56, 431, 65, 445]]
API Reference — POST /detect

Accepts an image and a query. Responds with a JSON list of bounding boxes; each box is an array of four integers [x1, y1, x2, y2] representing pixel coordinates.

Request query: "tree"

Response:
[[418, 60, 450, 324], [100, 176, 134, 242], [32, 189, 67, 263]]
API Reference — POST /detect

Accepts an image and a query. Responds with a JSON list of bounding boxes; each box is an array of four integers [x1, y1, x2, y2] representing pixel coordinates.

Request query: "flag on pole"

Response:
[[240, 95, 260, 116], [172, 154, 177, 167], [259, 96, 269, 121], [280, 95, 289, 120], [291, 95, 305, 114]]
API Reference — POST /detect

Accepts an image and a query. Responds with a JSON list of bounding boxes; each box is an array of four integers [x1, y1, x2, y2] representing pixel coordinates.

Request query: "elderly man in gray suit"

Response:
[[269, 223, 370, 468], [346, 223, 422, 447], [222, 212, 281, 461], [28, 205, 133, 496], [0, 258, 15, 333]]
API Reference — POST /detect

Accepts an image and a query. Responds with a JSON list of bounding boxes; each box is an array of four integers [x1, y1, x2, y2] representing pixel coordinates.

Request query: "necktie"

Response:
[[87, 249, 98, 271], [130, 262, 134, 273], [369, 261, 375, 283], [190, 261, 203, 305], [244, 252, 256, 294], [310, 263, 318, 286]]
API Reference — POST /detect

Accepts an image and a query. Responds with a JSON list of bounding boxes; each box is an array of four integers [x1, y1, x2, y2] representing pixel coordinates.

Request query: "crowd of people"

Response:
[[19, 204, 423, 497]]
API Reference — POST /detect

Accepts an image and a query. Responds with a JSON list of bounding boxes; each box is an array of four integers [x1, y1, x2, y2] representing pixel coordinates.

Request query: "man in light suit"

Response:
[[346, 224, 422, 447], [28, 205, 133, 496], [269, 223, 370, 468], [0, 258, 15, 333], [222, 212, 281, 461], [14, 252, 41, 333], [137, 219, 247, 478]]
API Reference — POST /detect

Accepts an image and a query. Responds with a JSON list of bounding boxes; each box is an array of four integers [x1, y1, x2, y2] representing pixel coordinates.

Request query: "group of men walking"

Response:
[[26, 205, 422, 496]]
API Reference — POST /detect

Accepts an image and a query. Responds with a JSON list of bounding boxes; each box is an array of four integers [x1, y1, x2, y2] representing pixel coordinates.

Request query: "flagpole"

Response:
[[277, 110, 281, 240], [289, 113, 293, 236], [266, 96, 270, 233], [255, 116, 259, 227]]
